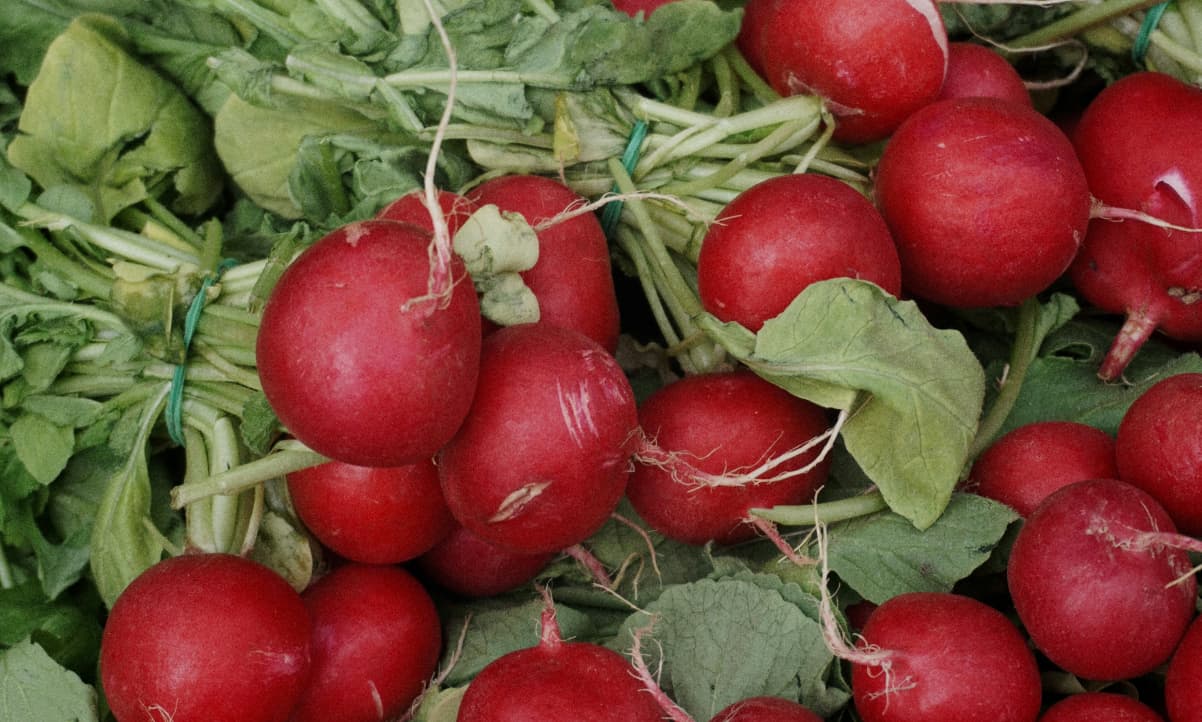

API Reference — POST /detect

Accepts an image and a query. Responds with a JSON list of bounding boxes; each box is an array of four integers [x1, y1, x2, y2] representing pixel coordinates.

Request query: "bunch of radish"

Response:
[[90, 0, 1202, 720]]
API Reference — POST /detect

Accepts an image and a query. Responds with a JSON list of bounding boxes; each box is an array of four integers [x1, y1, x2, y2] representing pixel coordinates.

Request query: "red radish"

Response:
[[610, 0, 674, 17], [849, 591, 1042, 722], [286, 457, 454, 564], [873, 96, 1091, 309], [1006, 479, 1198, 681], [437, 323, 639, 554], [256, 219, 481, 467], [966, 420, 1117, 517], [1038, 692, 1165, 722], [937, 42, 1031, 107], [1115, 373, 1202, 537], [100, 554, 311, 722], [289, 564, 442, 722], [1068, 72, 1202, 380], [467, 174, 621, 352], [414, 521, 554, 598], [375, 188, 479, 235], [627, 370, 832, 545], [1166, 615, 1202, 722], [696, 173, 902, 332], [709, 696, 824, 722], [737, 0, 948, 144], [456, 592, 665, 721]]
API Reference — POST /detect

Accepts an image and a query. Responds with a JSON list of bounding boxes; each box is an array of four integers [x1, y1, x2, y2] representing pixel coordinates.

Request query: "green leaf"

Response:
[[746, 279, 987, 530], [88, 387, 169, 607], [0, 639, 98, 722], [823, 493, 1019, 604], [0, 0, 73, 86], [6, 14, 223, 222], [0, 582, 103, 676], [616, 576, 839, 721], [10, 413, 74, 486]]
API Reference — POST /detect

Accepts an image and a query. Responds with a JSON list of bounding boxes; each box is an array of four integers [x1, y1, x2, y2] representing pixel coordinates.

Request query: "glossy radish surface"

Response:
[[99, 554, 311, 722], [467, 174, 621, 352], [967, 420, 1117, 517], [738, 0, 948, 143], [415, 521, 554, 598], [937, 42, 1031, 106], [697, 173, 902, 332], [850, 591, 1042, 722], [1038, 692, 1165, 722], [287, 457, 454, 564], [438, 323, 638, 554], [627, 370, 832, 545], [873, 96, 1090, 308], [1006, 479, 1197, 681], [1166, 615, 1202, 722], [1115, 373, 1202, 537], [256, 219, 481, 467], [289, 563, 442, 722], [375, 188, 480, 236], [709, 696, 823, 722]]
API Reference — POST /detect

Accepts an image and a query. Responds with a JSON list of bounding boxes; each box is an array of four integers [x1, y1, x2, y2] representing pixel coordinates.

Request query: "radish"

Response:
[[627, 369, 833, 545], [1006, 478, 1198, 681], [1068, 71, 1202, 380], [937, 42, 1031, 107], [286, 457, 454, 564], [375, 188, 479, 235], [966, 420, 1117, 517], [437, 323, 639, 554], [414, 521, 555, 598], [255, 219, 481, 467], [466, 174, 621, 353], [1115, 373, 1202, 537], [848, 591, 1042, 722], [99, 554, 311, 722], [696, 173, 902, 332], [737, 0, 948, 144], [709, 696, 824, 722], [1038, 692, 1165, 722], [611, 0, 675, 17], [288, 563, 442, 722], [1166, 615, 1202, 722], [456, 590, 665, 721], [873, 96, 1091, 309]]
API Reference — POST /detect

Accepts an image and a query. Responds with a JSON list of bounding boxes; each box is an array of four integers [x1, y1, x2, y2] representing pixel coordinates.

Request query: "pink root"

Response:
[[627, 619, 695, 722], [564, 544, 615, 589], [1098, 307, 1160, 382]]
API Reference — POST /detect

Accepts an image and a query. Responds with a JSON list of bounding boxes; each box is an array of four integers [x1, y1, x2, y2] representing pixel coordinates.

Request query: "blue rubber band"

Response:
[[601, 119, 650, 238], [1134, 2, 1172, 66], [166, 258, 238, 446]]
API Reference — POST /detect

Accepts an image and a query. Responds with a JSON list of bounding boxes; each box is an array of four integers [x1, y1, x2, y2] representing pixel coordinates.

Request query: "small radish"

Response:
[[375, 188, 479, 235], [1068, 71, 1202, 380], [937, 42, 1031, 107], [99, 554, 311, 722], [467, 174, 621, 353], [848, 591, 1042, 722], [1038, 692, 1165, 722], [414, 521, 554, 598], [437, 323, 639, 554], [696, 173, 902, 332], [610, 0, 675, 17], [256, 219, 481, 467], [1166, 615, 1202, 722], [456, 590, 665, 721], [966, 420, 1117, 517], [1115, 373, 1202, 537], [873, 96, 1091, 309], [286, 457, 454, 564], [288, 563, 442, 722], [627, 370, 833, 545], [709, 696, 824, 722], [737, 0, 948, 143], [1006, 478, 1198, 681]]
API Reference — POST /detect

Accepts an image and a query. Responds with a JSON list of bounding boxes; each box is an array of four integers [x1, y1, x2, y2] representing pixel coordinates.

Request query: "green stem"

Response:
[[16, 228, 113, 299], [171, 447, 328, 508], [14, 202, 200, 271], [968, 297, 1041, 460], [0, 544, 13, 589], [721, 44, 780, 106], [750, 490, 889, 526], [1007, 0, 1170, 48]]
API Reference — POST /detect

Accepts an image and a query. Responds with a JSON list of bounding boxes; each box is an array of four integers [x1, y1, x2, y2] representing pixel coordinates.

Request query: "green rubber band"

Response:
[[166, 258, 238, 446], [601, 119, 650, 238], [1134, 2, 1172, 65]]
